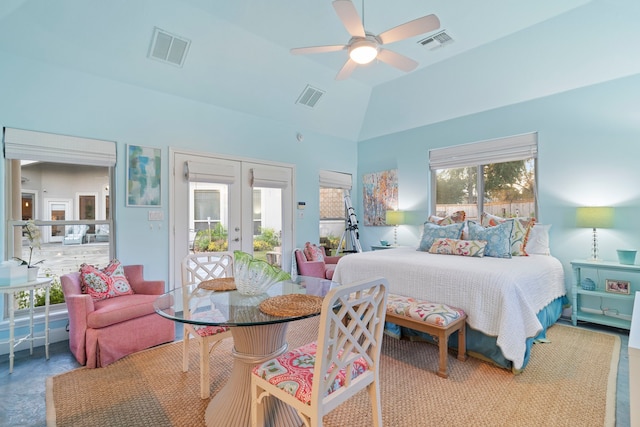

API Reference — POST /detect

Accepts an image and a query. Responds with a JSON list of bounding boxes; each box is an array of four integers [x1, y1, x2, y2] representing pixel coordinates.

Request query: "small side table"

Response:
[[0, 277, 53, 373]]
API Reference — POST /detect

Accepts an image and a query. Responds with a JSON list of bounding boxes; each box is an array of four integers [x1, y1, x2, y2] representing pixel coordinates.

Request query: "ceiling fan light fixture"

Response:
[[348, 39, 378, 64]]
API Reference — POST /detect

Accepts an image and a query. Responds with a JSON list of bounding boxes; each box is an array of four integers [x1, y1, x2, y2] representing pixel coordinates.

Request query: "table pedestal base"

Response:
[[205, 323, 302, 427]]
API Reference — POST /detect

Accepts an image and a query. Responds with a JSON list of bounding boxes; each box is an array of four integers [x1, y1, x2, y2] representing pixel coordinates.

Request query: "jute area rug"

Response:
[[46, 318, 619, 427]]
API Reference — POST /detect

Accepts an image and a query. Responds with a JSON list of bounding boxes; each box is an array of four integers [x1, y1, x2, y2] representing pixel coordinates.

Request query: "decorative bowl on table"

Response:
[[233, 250, 291, 295]]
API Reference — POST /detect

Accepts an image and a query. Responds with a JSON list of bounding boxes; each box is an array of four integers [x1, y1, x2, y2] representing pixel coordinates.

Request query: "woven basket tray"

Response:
[[198, 277, 237, 291], [259, 294, 323, 317]]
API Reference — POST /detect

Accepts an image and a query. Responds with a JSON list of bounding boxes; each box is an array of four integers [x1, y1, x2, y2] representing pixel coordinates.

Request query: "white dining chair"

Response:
[[250, 276, 389, 427], [181, 252, 234, 399]]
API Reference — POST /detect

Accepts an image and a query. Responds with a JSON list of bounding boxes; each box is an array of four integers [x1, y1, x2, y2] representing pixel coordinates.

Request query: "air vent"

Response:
[[296, 85, 325, 108], [148, 27, 190, 67], [417, 30, 454, 50]]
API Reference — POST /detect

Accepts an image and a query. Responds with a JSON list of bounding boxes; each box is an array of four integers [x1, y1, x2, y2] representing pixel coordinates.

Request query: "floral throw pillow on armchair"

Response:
[[80, 259, 134, 301], [303, 242, 325, 262]]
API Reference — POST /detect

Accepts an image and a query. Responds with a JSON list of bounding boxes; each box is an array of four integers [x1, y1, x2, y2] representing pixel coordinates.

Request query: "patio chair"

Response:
[[63, 224, 89, 245], [250, 276, 389, 427], [181, 252, 234, 399]]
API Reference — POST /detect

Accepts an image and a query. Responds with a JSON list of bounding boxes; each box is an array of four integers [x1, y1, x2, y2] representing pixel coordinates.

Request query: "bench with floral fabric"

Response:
[[385, 294, 467, 378]]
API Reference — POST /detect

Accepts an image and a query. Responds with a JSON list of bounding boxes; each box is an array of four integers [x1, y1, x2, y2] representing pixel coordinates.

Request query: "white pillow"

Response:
[[526, 224, 551, 255]]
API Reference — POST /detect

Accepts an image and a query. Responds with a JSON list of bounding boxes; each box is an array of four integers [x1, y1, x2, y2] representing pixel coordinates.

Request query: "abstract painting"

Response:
[[362, 169, 398, 226], [126, 145, 161, 206]]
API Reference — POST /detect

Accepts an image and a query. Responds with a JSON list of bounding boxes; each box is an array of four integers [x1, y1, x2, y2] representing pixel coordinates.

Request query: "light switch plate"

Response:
[[148, 210, 163, 221]]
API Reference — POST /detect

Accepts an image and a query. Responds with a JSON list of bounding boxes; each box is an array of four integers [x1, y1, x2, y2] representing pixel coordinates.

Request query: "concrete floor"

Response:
[[0, 320, 630, 427]]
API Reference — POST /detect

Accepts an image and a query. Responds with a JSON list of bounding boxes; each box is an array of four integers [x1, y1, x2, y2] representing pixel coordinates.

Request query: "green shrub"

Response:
[[253, 240, 272, 252], [17, 276, 64, 309], [193, 224, 227, 252], [253, 227, 279, 251], [207, 240, 228, 252]]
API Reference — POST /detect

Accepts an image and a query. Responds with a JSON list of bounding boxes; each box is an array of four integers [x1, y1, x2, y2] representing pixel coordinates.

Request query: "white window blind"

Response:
[[250, 167, 290, 188], [319, 170, 352, 189], [3, 127, 116, 166], [429, 132, 538, 170], [185, 160, 236, 184]]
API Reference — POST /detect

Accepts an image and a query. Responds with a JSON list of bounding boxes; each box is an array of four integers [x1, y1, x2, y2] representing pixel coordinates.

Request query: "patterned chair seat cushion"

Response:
[[190, 310, 229, 337], [387, 294, 465, 327], [252, 341, 368, 405]]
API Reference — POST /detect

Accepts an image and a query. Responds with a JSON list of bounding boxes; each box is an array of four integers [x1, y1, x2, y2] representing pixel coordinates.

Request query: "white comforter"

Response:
[[332, 247, 566, 369]]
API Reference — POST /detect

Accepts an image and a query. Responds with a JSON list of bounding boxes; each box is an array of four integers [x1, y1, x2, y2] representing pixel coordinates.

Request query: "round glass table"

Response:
[[154, 275, 340, 427]]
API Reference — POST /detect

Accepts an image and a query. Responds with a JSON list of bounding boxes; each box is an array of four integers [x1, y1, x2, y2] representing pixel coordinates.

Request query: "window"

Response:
[[430, 133, 537, 220], [194, 188, 221, 231], [3, 127, 116, 313], [319, 170, 352, 255]]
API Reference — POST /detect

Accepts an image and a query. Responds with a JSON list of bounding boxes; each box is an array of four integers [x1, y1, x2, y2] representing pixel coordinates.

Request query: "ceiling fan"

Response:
[[290, 0, 440, 80]]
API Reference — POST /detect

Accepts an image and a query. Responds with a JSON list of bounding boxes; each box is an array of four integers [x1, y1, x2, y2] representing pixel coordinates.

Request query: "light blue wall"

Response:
[[2, 51, 639, 351], [0, 53, 357, 347], [357, 73, 640, 291]]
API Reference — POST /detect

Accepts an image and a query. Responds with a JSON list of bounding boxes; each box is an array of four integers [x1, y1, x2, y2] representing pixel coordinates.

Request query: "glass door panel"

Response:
[[47, 200, 70, 243], [253, 187, 283, 267], [79, 195, 97, 233], [172, 152, 241, 289]]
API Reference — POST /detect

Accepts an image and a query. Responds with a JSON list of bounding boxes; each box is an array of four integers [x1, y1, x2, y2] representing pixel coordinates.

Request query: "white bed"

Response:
[[332, 247, 566, 371]]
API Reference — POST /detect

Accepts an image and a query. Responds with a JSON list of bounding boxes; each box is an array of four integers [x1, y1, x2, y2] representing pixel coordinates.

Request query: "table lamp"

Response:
[[385, 210, 405, 246], [576, 206, 614, 261]]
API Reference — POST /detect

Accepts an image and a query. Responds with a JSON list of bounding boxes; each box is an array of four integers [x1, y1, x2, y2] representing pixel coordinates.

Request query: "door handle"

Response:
[[233, 237, 240, 242]]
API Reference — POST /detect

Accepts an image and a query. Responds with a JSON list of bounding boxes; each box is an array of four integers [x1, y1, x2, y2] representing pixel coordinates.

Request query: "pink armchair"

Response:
[[60, 265, 175, 368], [294, 246, 342, 280]]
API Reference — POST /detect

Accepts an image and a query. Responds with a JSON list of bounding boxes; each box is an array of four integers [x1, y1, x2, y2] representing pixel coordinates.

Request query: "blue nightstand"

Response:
[[571, 259, 638, 330]]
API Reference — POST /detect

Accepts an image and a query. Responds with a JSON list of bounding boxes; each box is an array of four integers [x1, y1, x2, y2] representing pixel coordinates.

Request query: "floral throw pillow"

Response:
[[480, 212, 535, 256], [101, 259, 134, 295], [466, 220, 514, 259], [417, 222, 465, 252], [80, 259, 134, 301], [303, 242, 324, 262], [427, 210, 466, 225], [429, 238, 487, 257]]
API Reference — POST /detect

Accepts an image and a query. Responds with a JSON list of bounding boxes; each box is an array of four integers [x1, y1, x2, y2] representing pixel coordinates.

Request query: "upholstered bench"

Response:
[[385, 294, 467, 378]]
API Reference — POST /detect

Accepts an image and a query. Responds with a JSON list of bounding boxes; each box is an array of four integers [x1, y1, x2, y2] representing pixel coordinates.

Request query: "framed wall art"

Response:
[[126, 144, 161, 207], [362, 169, 398, 226]]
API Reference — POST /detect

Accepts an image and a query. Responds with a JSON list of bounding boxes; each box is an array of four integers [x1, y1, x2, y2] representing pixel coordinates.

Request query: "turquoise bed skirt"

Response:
[[385, 295, 569, 372]]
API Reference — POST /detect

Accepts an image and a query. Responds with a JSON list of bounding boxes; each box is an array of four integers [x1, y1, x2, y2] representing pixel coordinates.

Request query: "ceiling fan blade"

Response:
[[377, 48, 419, 72], [332, 0, 365, 38], [290, 45, 347, 55], [378, 14, 440, 45], [336, 58, 358, 80]]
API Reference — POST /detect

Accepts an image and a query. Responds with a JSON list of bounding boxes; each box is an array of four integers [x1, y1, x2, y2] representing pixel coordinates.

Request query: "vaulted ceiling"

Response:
[[1, 0, 638, 142]]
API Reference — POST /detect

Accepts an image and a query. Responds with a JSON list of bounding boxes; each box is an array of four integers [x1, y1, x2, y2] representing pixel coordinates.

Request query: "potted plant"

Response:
[[14, 219, 44, 281]]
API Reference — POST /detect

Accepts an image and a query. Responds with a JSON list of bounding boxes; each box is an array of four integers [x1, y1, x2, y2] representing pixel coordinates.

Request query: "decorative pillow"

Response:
[[428, 238, 487, 257], [466, 220, 514, 259], [80, 259, 134, 301], [417, 222, 465, 252], [480, 212, 535, 256], [101, 259, 134, 295], [303, 242, 324, 262], [525, 224, 552, 255], [428, 210, 466, 225]]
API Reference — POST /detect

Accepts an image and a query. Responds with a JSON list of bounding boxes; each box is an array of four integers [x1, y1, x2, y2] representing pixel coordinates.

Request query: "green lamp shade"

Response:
[[385, 210, 405, 226], [576, 207, 614, 228]]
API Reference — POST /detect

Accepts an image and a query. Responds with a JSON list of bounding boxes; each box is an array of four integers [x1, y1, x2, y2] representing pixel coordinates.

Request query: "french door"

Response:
[[45, 199, 71, 243], [170, 150, 294, 289]]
